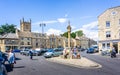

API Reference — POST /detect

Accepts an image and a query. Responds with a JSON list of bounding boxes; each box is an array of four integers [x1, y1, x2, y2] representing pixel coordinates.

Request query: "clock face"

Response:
[[111, 11, 117, 15]]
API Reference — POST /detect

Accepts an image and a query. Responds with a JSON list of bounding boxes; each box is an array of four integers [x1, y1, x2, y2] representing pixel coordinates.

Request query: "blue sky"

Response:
[[0, 0, 120, 40]]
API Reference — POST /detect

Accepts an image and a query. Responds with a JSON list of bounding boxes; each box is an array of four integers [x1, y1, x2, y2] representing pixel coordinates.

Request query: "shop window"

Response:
[[102, 43, 105, 49]]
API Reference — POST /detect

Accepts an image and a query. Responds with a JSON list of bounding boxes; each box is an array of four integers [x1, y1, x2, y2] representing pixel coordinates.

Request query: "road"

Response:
[[6, 53, 120, 75], [81, 52, 120, 75]]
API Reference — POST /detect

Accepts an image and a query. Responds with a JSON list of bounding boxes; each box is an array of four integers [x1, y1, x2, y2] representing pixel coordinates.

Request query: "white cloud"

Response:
[[71, 25, 76, 30], [32, 18, 67, 26], [57, 18, 67, 23], [80, 21, 98, 41], [46, 28, 63, 35], [82, 21, 98, 30]]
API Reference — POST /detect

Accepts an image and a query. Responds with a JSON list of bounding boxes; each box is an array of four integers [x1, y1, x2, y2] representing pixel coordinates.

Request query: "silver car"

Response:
[[44, 48, 63, 58]]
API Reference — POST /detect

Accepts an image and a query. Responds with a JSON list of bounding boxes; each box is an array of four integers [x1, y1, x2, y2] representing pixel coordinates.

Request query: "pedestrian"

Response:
[[73, 46, 78, 58], [111, 46, 116, 58], [29, 50, 33, 59], [7, 49, 16, 68]]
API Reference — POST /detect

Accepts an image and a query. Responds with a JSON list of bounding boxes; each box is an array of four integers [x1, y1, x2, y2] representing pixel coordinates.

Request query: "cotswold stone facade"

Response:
[[0, 18, 97, 52], [98, 6, 120, 54], [0, 18, 78, 52]]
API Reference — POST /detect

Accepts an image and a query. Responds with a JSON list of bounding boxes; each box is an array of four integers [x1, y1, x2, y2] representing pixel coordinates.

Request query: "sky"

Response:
[[0, 0, 120, 41]]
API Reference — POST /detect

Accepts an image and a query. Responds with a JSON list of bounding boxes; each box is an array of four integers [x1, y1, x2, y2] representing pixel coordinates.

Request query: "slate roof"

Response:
[[0, 33, 18, 39]]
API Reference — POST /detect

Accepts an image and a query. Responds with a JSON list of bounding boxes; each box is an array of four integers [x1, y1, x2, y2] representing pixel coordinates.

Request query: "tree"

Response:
[[0, 27, 4, 34], [71, 32, 76, 38], [62, 30, 84, 38], [62, 32, 76, 38], [75, 30, 83, 37], [62, 32, 68, 38], [0, 23, 16, 35]]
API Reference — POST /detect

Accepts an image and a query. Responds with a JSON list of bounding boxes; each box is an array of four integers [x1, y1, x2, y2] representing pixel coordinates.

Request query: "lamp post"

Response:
[[11, 40, 15, 50], [39, 23, 46, 48], [88, 38, 90, 48]]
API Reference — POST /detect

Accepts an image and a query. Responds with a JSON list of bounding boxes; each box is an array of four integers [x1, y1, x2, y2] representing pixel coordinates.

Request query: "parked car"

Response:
[[53, 48, 63, 56], [44, 48, 63, 58], [101, 49, 111, 56], [20, 49, 29, 56], [87, 45, 99, 53], [40, 48, 48, 54], [91, 45, 99, 52], [35, 48, 48, 55], [86, 48, 94, 53], [43, 49, 53, 58], [92, 46, 99, 52], [31, 50, 41, 56], [0, 57, 7, 75], [78, 48, 86, 52], [13, 49, 21, 53]]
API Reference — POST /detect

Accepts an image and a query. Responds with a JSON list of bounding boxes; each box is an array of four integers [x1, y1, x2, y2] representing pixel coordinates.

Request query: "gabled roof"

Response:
[[98, 6, 120, 18]]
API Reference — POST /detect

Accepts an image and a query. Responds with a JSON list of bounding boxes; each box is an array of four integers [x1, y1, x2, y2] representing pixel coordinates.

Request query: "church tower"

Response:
[[20, 18, 31, 32]]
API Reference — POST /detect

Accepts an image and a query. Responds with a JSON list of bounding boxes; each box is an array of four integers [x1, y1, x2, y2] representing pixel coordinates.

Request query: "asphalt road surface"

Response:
[[6, 53, 120, 75]]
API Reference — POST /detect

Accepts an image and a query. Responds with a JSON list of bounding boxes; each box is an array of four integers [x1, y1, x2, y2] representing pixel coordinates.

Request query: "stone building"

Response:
[[0, 18, 97, 52], [76, 34, 97, 49], [0, 18, 65, 52], [0, 33, 19, 52], [98, 6, 120, 54], [16, 18, 47, 49]]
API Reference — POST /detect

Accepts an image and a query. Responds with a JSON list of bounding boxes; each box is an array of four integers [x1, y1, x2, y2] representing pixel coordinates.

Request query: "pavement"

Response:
[[46, 56, 102, 69]]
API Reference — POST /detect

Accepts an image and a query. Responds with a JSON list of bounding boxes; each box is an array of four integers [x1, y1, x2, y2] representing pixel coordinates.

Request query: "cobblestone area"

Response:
[[47, 56, 102, 68]]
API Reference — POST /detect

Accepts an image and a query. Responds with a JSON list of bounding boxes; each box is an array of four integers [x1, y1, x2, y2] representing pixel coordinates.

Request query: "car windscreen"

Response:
[[24, 50, 29, 51], [47, 49, 53, 52]]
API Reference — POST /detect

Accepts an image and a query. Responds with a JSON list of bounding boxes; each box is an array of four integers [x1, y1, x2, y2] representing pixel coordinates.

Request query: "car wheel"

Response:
[[51, 54, 54, 57]]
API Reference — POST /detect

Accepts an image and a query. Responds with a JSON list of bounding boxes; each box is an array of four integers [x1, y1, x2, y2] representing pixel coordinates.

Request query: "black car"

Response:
[[0, 57, 8, 75]]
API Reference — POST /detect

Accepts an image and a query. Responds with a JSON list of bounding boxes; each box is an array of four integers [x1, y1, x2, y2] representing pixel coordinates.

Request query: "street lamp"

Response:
[[39, 23, 46, 48], [40, 23, 46, 36], [88, 38, 90, 48], [11, 40, 15, 50]]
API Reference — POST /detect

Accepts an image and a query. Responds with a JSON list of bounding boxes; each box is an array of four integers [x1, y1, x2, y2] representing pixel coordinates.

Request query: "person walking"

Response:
[[7, 49, 16, 68], [111, 46, 116, 58], [29, 50, 33, 59]]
